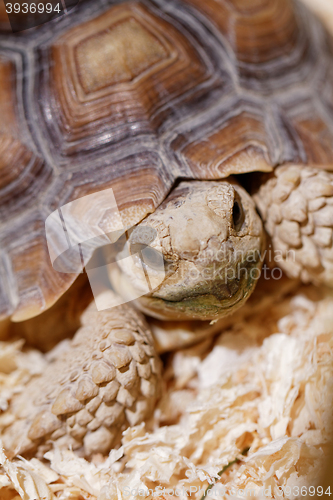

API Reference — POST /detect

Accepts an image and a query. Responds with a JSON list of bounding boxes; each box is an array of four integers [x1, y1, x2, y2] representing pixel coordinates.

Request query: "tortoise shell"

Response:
[[1, 0, 333, 321]]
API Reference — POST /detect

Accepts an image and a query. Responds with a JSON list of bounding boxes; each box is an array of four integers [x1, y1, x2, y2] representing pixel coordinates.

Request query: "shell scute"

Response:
[[38, 2, 211, 165], [1, 0, 333, 318]]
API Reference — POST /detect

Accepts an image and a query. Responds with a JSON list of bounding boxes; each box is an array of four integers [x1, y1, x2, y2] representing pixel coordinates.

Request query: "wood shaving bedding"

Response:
[[1, 285, 332, 500]]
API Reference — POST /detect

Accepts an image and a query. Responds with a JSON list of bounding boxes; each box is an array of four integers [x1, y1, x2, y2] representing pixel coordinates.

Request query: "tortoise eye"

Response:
[[141, 247, 164, 271], [232, 199, 244, 231], [131, 244, 164, 272]]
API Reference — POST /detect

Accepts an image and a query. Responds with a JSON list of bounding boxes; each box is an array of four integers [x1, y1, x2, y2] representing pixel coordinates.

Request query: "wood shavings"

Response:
[[0, 447, 55, 500], [1, 284, 333, 499]]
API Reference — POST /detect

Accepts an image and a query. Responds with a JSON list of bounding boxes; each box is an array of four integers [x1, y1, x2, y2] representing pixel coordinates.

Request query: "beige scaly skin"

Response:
[[0, 179, 264, 458], [254, 166, 333, 286], [1, 296, 162, 458]]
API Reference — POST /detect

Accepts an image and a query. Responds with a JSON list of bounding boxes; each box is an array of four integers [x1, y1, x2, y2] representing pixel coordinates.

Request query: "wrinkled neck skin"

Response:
[[110, 179, 265, 321]]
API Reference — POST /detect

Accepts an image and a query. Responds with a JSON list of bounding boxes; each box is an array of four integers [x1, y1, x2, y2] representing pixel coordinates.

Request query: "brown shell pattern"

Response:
[[1, 0, 333, 320]]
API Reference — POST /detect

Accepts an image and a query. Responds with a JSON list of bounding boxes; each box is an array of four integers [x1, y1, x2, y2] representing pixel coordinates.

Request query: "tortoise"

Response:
[[1, 0, 333, 458]]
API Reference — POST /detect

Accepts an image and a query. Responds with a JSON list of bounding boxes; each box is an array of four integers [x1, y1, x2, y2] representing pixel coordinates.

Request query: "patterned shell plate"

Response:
[[1, 0, 333, 321]]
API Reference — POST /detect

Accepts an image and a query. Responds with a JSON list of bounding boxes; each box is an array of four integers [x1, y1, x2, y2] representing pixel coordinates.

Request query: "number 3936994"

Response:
[[4, 0, 79, 32]]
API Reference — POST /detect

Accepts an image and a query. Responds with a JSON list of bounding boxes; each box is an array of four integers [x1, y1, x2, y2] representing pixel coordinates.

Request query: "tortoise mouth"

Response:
[[151, 272, 243, 303], [137, 258, 262, 321]]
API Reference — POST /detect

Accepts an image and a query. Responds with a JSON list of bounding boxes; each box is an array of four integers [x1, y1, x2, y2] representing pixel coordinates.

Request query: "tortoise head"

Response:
[[110, 180, 265, 321]]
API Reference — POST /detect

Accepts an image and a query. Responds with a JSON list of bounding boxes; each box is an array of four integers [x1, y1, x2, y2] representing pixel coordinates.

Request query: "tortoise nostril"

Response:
[[232, 199, 244, 230]]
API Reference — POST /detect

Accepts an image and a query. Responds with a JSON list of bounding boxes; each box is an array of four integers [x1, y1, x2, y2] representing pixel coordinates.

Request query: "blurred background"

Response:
[[299, 0, 333, 491]]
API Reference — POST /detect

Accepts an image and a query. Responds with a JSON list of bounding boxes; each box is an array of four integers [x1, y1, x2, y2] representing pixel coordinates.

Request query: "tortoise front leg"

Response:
[[1, 292, 161, 458], [254, 165, 333, 286]]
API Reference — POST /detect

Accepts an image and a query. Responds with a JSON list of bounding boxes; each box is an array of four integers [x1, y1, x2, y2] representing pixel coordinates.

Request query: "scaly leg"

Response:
[[254, 165, 333, 286], [1, 292, 161, 458]]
